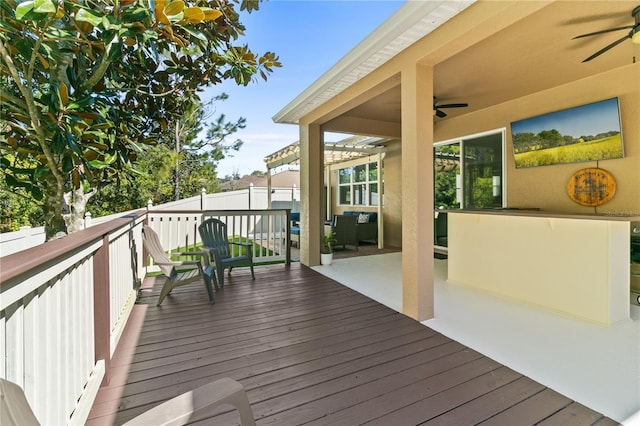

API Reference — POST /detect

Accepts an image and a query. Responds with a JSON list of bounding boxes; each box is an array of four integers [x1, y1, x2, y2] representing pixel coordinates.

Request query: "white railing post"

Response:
[[19, 226, 31, 251], [84, 212, 92, 229], [201, 187, 206, 210], [147, 199, 153, 210]]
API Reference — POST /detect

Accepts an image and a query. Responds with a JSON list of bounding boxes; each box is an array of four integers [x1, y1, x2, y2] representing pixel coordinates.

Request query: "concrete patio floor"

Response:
[[313, 253, 640, 424]]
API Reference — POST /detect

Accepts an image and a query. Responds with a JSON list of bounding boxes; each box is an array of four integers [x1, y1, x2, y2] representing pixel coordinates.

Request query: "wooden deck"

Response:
[[87, 263, 616, 425]]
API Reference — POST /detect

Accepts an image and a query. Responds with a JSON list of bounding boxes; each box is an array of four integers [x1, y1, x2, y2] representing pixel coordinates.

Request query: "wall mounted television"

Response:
[[511, 97, 623, 168]]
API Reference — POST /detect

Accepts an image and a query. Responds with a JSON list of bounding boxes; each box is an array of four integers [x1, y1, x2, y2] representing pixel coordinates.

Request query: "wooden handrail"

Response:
[[0, 210, 146, 286]]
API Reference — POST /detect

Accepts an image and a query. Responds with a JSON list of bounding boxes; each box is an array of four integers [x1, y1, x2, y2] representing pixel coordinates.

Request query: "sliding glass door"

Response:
[[434, 129, 505, 249], [461, 132, 504, 209]]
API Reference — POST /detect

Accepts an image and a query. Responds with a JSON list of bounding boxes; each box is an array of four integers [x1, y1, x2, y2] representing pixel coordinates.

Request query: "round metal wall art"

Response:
[[566, 167, 616, 207]]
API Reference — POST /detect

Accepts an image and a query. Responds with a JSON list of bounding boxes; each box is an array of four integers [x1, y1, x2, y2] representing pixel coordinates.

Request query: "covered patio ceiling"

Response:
[[275, 1, 639, 135]]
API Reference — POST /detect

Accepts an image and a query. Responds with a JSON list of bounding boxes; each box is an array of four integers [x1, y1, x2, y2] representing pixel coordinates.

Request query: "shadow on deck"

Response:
[[290, 241, 402, 263], [87, 263, 614, 425]]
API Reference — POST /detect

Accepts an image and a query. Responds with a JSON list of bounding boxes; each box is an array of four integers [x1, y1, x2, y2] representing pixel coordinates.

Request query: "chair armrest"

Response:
[[230, 242, 252, 260], [170, 251, 211, 266], [230, 242, 251, 248], [169, 259, 203, 269]]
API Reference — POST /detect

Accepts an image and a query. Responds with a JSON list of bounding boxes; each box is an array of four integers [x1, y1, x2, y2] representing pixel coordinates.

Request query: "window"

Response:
[[338, 161, 380, 206]]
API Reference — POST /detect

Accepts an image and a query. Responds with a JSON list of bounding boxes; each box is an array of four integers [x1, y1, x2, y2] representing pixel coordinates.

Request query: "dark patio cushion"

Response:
[[344, 211, 377, 223]]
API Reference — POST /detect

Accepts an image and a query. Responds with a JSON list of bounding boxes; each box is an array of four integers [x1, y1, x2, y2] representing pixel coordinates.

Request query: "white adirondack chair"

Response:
[[0, 377, 256, 426], [142, 225, 216, 306]]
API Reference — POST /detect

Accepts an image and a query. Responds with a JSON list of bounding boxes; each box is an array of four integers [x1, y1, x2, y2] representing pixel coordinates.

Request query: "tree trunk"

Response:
[[43, 175, 67, 240], [62, 186, 97, 234]]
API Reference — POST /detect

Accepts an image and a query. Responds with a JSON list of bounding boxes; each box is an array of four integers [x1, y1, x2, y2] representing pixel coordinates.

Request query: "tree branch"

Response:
[[0, 40, 63, 184]]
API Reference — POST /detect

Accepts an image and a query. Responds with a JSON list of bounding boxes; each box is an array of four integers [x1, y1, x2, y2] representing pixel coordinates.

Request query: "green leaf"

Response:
[[67, 96, 96, 110], [181, 26, 206, 41], [107, 42, 123, 62], [52, 134, 65, 154], [62, 156, 74, 173], [102, 15, 122, 31], [33, 0, 56, 13], [88, 152, 116, 169], [87, 159, 110, 169], [76, 8, 103, 26], [34, 165, 49, 180], [8, 166, 35, 175], [31, 186, 44, 201], [66, 133, 82, 156], [15, 39, 33, 60], [5, 174, 19, 187], [15, 1, 35, 20]]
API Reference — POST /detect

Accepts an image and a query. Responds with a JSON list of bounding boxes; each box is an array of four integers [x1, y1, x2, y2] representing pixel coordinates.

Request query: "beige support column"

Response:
[[299, 122, 323, 266], [401, 63, 434, 321], [267, 170, 272, 208], [325, 164, 332, 222], [377, 152, 384, 249]]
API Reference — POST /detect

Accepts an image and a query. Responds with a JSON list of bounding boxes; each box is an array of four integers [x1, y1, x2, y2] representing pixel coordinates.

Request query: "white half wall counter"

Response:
[[447, 210, 637, 326]]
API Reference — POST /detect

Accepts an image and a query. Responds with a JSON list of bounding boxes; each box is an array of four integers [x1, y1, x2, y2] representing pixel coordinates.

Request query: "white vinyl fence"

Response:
[[0, 226, 46, 257], [0, 186, 300, 255]]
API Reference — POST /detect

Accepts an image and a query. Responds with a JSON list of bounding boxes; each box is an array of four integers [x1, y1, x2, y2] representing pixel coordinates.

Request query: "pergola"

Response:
[[263, 135, 387, 170], [264, 135, 388, 243]]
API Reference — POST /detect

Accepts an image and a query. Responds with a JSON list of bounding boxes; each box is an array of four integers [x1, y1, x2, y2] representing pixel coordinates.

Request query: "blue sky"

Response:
[[510, 98, 622, 138], [205, 0, 406, 178]]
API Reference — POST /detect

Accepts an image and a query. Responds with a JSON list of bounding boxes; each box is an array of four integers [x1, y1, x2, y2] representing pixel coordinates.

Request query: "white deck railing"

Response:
[[0, 212, 146, 425], [0, 208, 291, 425], [146, 209, 292, 266]]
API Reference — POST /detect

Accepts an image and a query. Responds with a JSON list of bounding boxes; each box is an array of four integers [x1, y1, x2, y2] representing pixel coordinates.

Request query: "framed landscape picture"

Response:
[[511, 98, 623, 168]]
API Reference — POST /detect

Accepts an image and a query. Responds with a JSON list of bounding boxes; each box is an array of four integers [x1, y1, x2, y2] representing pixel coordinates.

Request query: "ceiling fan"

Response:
[[433, 97, 468, 118], [573, 5, 640, 62]]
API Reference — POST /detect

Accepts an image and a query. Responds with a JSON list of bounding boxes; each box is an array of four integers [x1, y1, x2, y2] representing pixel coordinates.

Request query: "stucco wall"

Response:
[[434, 63, 640, 215], [327, 139, 403, 248], [380, 140, 402, 247]]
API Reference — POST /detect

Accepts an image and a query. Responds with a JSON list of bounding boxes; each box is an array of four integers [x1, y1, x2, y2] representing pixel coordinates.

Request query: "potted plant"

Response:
[[321, 231, 335, 265]]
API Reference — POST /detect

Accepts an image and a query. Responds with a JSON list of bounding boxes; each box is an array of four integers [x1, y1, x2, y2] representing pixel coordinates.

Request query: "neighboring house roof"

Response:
[[272, 0, 475, 125], [264, 135, 387, 169], [219, 170, 299, 191], [270, 169, 300, 187]]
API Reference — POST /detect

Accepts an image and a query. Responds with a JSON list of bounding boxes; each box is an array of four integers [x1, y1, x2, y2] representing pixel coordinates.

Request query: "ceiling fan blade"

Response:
[[582, 33, 630, 62], [573, 25, 634, 39], [437, 103, 469, 109], [435, 109, 447, 118]]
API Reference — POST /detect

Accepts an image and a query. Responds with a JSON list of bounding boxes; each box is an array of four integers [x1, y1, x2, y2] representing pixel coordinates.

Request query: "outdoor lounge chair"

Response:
[[142, 225, 215, 306], [0, 377, 256, 426], [198, 218, 255, 288], [332, 214, 358, 251]]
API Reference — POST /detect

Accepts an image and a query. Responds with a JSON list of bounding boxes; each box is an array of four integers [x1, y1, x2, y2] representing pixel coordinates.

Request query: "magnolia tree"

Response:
[[0, 0, 280, 238]]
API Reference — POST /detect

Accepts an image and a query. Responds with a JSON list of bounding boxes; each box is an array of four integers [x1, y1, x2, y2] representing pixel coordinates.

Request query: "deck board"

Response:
[[87, 263, 614, 425]]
